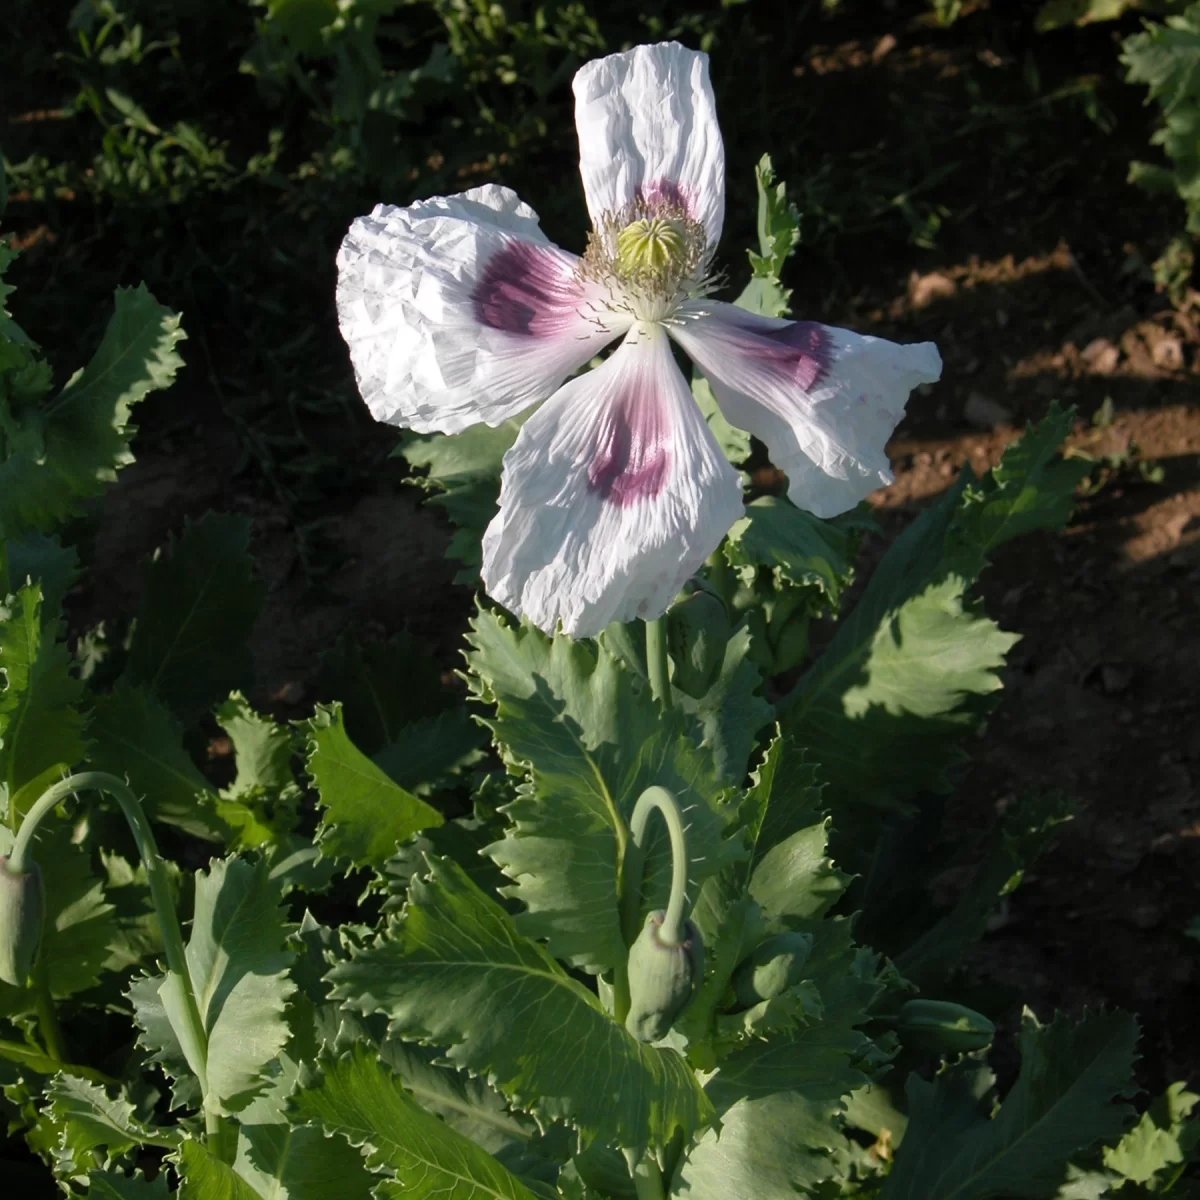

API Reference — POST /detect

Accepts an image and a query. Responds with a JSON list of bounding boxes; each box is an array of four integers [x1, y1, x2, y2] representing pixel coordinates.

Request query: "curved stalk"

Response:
[[615, 786, 690, 1022], [644, 616, 673, 710], [11, 772, 219, 1141]]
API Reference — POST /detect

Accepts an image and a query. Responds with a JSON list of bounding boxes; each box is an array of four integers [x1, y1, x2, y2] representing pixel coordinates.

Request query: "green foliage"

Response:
[[130, 856, 295, 1115], [125, 514, 266, 723], [1103, 1082, 1200, 1189], [398, 416, 529, 582], [87, 682, 225, 840], [0, 583, 87, 825], [779, 405, 1084, 815], [1037, 0, 1185, 30], [1123, 1, 1200, 289], [0, 283, 184, 541], [881, 1010, 1139, 1199], [304, 702, 443, 872], [0, 818, 117, 1014], [465, 609, 741, 975], [328, 856, 712, 1156], [289, 1044, 541, 1200]]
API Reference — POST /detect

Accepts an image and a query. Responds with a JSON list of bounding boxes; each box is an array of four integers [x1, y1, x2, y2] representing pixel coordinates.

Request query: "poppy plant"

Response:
[[336, 42, 941, 638]]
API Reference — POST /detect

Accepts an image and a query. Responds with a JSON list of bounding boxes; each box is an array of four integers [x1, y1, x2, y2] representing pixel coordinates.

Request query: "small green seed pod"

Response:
[[0, 856, 44, 988], [896, 999, 995, 1053], [771, 614, 811, 674], [625, 910, 704, 1043], [731, 931, 813, 1008], [666, 588, 731, 698]]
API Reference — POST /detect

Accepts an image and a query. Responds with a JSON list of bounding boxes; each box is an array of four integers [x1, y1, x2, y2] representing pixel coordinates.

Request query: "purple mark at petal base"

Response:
[[634, 178, 692, 218], [733, 319, 833, 392], [473, 241, 580, 337], [588, 392, 670, 507]]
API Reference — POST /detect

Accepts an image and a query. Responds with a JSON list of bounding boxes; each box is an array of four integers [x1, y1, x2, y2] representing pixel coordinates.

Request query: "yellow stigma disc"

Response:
[[615, 217, 688, 276]]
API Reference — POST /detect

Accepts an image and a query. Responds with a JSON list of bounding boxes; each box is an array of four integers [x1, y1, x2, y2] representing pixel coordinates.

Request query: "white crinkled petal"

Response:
[[336, 183, 628, 434], [481, 325, 744, 639], [573, 42, 724, 248], [672, 301, 942, 518]]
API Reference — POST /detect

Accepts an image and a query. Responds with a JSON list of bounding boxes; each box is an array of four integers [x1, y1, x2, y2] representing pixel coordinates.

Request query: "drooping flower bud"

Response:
[[895, 999, 995, 1054], [625, 910, 704, 1043], [666, 585, 731, 697], [731, 931, 813, 1009], [0, 856, 45, 988]]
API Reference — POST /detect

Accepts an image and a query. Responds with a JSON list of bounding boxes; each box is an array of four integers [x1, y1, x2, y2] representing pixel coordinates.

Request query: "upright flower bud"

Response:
[[625, 910, 704, 1043], [731, 931, 813, 1009], [666, 585, 731, 697], [0, 856, 45, 987]]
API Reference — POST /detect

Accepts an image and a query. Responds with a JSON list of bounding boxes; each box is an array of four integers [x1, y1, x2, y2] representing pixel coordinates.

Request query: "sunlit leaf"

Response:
[[328, 856, 712, 1155]]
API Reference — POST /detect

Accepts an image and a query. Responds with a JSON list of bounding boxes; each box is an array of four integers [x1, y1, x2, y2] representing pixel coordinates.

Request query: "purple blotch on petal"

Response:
[[473, 241, 581, 338], [588, 389, 670, 507], [731, 319, 833, 392]]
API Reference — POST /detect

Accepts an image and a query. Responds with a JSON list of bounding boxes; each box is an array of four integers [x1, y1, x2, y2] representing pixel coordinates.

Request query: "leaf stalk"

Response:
[[10, 771, 221, 1144]]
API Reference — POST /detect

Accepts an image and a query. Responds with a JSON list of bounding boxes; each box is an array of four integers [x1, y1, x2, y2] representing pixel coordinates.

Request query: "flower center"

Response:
[[615, 217, 688, 276], [579, 197, 712, 323]]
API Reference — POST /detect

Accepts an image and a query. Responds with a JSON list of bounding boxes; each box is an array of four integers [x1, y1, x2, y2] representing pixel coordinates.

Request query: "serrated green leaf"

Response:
[[671, 625, 770, 786], [47, 1073, 180, 1174], [748, 819, 849, 922], [131, 856, 296, 1115], [87, 681, 226, 840], [373, 708, 486, 796], [0, 1038, 114, 1084], [230, 1053, 375, 1200], [216, 692, 297, 799], [0, 819, 116, 1014], [6, 533, 79, 615], [676, 736, 827, 1055], [896, 791, 1071, 988], [88, 1169, 172, 1199], [125, 514, 265, 723], [179, 1139, 264, 1199], [0, 285, 184, 539], [675, 920, 880, 1198], [304, 703, 443, 871], [289, 1043, 540, 1200], [723, 496, 856, 606], [328, 856, 712, 1155], [466, 610, 741, 974], [881, 1009, 1139, 1200], [780, 408, 1084, 814], [0, 583, 87, 823], [399, 415, 529, 580], [1104, 1081, 1200, 1187], [946, 403, 1089, 579]]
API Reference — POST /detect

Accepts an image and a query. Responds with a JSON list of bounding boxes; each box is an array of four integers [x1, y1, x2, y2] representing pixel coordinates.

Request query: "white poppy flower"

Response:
[[336, 41, 942, 639]]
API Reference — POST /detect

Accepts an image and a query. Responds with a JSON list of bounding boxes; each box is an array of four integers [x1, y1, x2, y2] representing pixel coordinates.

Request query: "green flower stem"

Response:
[[33, 955, 66, 1064], [614, 786, 690, 1023], [10, 772, 220, 1143], [644, 616, 672, 709]]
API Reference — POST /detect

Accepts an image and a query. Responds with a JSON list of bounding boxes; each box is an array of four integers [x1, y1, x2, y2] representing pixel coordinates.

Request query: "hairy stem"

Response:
[[644, 616, 672, 709], [614, 786, 690, 1023], [11, 772, 220, 1144]]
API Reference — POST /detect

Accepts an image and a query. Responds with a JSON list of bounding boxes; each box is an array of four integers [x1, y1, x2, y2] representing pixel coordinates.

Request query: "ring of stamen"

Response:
[[579, 197, 711, 321]]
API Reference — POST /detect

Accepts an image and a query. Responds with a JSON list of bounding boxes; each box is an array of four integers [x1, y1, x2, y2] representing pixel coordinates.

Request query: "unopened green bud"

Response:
[[896, 999, 995, 1053], [625, 911, 704, 1043], [0, 856, 44, 987], [667, 587, 731, 697], [771, 613, 810, 674], [732, 931, 813, 1008]]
